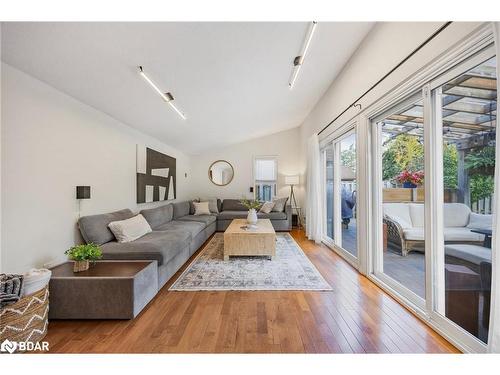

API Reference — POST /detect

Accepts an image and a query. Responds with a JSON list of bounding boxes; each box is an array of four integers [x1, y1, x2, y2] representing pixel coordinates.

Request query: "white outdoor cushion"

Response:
[[444, 227, 484, 242], [193, 201, 211, 215], [403, 228, 424, 241], [108, 214, 152, 243], [409, 204, 425, 228], [444, 244, 491, 265], [403, 227, 484, 242], [467, 212, 492, 230], [443, 203, 471, 227], [383, 203, 413, 229]]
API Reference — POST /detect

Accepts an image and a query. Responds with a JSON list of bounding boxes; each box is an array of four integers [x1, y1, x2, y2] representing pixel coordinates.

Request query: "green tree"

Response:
[[340, 145, 356, 172], [381, 135, 459, 189], [443, 143, 458, 189], [382, 135, 424, 181]]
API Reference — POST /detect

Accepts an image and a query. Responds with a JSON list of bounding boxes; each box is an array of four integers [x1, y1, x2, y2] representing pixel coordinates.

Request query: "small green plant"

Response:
[[240, 197, 262, 210], [65, 243, 103, 261]]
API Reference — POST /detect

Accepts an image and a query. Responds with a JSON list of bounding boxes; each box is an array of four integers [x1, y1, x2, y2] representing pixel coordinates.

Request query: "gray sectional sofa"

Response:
[[78, 199, 291, 289]]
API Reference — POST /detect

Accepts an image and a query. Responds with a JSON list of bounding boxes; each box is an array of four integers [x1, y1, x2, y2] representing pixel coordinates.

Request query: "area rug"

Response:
[[169, 233, 332, 291]]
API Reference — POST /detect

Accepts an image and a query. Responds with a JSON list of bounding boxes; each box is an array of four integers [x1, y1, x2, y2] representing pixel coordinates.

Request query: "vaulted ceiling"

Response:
[[1, 22, 373, 154]]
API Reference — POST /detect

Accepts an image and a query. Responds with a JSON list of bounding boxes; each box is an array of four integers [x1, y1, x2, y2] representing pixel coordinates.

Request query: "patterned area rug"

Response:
[[169, 233, 331, 291]]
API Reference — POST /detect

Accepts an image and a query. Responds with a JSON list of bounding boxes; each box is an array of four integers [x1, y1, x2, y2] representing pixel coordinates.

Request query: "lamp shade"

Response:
[[76, 186, 91, 199], [285, 175, 299, 185]]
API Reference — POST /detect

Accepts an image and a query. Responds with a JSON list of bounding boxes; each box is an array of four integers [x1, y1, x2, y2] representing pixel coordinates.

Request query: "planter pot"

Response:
[[73, 260, 89, 273], [403, 182, 417, 188], [247, 208, 258, 226]]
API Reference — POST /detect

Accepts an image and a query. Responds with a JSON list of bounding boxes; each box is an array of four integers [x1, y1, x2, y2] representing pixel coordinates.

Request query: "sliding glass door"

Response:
[[322, 128, 358, 265], [368, 43, 496, 351], [433, 55, 496, 346], [372, 93, 427, 304]]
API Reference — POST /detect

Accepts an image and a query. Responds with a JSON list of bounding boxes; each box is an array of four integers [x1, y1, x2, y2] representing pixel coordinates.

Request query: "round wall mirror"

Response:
[[208, 160, 234, 186]]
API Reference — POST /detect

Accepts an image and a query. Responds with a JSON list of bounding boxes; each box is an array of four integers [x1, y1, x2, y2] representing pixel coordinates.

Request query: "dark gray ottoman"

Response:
[[49, 260, 158, 319]]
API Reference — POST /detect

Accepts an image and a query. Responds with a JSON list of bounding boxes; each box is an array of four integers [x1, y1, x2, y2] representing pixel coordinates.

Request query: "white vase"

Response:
[[247, 208, 258, 226]]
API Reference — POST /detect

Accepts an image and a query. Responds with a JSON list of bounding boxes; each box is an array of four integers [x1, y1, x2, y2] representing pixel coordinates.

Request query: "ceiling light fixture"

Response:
[[289, 21, 317, 90], [138, 66, 186, 120]]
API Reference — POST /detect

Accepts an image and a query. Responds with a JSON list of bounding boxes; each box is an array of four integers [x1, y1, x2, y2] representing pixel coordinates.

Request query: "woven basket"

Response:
[[0, 286, 49, 348]]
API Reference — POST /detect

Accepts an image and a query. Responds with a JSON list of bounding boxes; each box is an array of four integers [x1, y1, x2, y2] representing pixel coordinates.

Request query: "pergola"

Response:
[[380, 57, 497, 206]]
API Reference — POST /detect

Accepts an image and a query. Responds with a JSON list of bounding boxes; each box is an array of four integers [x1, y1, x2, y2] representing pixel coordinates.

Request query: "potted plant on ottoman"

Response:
[[240, 198, 262, 228], [64, 243, 103, 272], [396, 169, 424, 188]]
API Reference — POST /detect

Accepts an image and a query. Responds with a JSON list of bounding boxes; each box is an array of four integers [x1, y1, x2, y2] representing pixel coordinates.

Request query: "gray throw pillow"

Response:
[[272, 197, 288, 212], [189, 198, 200, 215]]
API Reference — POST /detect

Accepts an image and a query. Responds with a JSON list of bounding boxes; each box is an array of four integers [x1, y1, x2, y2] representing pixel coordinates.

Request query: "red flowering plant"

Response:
[[395, 170, 424, 186]]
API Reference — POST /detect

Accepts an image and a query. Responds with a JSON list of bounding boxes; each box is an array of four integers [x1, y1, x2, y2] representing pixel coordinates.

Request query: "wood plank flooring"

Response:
[[44, 230, 459, 353]]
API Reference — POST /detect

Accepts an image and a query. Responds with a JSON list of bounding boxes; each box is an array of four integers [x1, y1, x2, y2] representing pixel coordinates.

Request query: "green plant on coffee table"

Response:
[[240, 197, 262, 210], [65, 243, 103, 262]]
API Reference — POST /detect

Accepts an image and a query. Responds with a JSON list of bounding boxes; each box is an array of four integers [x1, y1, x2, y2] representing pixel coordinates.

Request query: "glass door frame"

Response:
[[321, 124, 360, 269]]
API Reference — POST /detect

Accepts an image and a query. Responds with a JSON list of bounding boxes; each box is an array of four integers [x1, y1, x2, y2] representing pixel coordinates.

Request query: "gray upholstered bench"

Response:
[[49, 260, 158, 319]]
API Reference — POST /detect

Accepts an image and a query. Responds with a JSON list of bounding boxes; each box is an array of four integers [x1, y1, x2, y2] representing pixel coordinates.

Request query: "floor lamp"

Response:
[[285, 175, 302, 228]]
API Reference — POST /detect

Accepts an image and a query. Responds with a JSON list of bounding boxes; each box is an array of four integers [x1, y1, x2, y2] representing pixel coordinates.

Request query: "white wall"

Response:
[[1, 63, 191, 273], [190, 127, 300, 201], [298, 22, 485, 213]]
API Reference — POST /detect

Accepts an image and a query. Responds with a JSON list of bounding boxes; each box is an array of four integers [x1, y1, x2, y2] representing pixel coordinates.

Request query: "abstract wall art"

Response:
[[136, 145, 176, 203]]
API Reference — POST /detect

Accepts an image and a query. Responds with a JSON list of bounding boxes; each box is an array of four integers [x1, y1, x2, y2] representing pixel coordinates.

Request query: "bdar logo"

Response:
[[1, 339, 18, 354]]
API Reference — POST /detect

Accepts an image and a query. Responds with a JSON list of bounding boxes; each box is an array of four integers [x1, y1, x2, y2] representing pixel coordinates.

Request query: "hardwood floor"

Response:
[[44, 230, 459, 353]]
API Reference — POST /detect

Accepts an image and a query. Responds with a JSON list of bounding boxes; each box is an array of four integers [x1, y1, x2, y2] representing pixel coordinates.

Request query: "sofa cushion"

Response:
[[217, 210, 248, 220], [467, 212, 492, 230], [173, 201, 190, 219], [100, 230, 191, 266], [403, 228, 424, 241], [176, 214, 217, 226], [403, 227, 484, 242], [79, 209, 134, 245], [222, 199, 247, 211], [445, 244, 491, 265], [156, 220, 205, 238], [140, 204, 173, 229], [444, 227, 484, 242], [258, 211, 287, 220], [444, 203, 471, 227], [383, 203, 412, 229], [409, 204, 425, 228]]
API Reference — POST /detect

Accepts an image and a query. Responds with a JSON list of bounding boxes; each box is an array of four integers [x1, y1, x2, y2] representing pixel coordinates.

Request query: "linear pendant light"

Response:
[[289, 21, 317, 90], [138, 66, 186, 120]]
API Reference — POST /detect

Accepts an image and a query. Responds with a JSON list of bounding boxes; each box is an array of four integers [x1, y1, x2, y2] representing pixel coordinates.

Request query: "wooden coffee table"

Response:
[[223, 219, 276, 260]]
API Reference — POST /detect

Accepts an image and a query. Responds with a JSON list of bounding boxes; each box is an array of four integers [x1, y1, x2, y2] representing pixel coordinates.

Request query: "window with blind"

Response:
[[254, 157, 277, 201]]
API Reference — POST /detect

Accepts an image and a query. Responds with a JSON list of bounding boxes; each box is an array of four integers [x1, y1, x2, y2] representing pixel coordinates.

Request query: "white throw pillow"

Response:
[[259, 201, 275, 214], [467, 212, 492, 230], [200, 197, 219, 213], [193, 201, 211, 215], [108, 214, 152, 243]]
